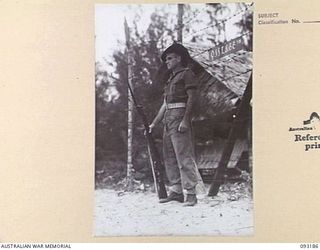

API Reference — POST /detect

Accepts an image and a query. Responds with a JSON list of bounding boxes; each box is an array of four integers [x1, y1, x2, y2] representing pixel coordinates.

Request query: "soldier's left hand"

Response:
[[178, 119, 188, 133]]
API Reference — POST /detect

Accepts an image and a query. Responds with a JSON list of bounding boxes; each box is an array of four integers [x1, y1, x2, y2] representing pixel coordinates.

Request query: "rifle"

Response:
[[127, 82, 168, 199], [208, 73, 252, 197]]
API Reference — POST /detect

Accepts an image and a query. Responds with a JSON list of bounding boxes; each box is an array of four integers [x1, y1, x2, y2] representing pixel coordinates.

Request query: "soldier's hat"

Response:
[[161, 43, 191, 65]]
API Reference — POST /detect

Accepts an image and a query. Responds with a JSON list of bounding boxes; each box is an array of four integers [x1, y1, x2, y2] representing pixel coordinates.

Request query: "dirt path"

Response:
[[94, 186, 253, 236]]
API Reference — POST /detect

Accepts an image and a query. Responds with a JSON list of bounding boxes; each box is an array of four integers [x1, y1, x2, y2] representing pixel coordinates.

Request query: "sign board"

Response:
[[209, 37, 245, 60]]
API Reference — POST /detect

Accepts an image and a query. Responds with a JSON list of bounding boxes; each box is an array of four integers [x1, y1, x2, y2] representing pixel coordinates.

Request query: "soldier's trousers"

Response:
[[163, 108, 198, 195]]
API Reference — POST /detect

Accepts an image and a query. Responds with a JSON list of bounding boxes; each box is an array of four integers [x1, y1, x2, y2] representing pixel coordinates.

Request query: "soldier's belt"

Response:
[[166, 103, 186, 109]]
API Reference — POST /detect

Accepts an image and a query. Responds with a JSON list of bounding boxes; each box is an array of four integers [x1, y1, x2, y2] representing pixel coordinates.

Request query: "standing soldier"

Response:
[[149, 43, 199, 206]]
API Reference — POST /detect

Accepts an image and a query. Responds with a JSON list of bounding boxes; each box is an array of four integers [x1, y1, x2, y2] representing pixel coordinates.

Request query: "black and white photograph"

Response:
[[94, 2, 253, 236]]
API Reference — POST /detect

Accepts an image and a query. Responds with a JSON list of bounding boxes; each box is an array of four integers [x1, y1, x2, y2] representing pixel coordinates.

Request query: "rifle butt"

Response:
[[147, 144, 168, 200], [208, 181, 222, 197]]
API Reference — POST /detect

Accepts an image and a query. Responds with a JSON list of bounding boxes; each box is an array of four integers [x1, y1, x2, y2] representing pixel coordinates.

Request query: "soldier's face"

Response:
[[165, 53, 181, 70]]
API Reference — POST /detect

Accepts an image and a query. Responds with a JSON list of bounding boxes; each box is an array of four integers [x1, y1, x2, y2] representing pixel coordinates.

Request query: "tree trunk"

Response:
[[177, 4, 184, 43], [124, 18, 134, 191]]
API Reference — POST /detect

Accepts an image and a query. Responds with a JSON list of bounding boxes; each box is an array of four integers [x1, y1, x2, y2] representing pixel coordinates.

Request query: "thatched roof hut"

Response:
[[185, 43, 253, 172]]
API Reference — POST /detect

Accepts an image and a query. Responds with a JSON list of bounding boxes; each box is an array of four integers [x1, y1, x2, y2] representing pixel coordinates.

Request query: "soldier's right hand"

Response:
[[144, 123, 155, 135]]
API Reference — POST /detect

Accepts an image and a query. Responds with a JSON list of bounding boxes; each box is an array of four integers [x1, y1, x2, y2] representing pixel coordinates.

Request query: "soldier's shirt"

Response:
[[164, 68, 197, 104]]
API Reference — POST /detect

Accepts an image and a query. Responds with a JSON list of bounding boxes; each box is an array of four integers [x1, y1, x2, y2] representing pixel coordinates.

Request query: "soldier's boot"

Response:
[[183, 194, 197, 206], [159, 191, 184, 203]]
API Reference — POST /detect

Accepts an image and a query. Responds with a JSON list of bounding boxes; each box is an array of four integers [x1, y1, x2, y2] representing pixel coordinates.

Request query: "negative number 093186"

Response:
[[300, 244, 319, 249]]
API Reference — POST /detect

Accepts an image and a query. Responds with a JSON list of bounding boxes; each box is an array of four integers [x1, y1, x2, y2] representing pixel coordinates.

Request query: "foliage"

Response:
[[234, 3, 253, 51]]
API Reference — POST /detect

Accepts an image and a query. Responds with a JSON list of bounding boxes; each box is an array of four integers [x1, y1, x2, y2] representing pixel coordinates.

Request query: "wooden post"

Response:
[[124, 18, 134, 191], [208, 73, 252, 196], [177, 4, 184, 43]]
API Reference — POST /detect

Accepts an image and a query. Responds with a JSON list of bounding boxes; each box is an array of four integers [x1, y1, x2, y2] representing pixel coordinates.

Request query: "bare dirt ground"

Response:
[[94, 183, 253, 237]]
